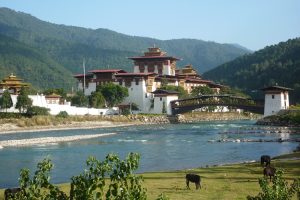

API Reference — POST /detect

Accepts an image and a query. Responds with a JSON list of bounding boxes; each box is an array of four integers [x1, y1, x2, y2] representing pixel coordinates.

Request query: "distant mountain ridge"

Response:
[[0, 7, 250, 90], [203, 38, 300, 104]]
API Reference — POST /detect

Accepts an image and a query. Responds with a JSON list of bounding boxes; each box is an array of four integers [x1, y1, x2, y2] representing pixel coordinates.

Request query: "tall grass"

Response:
[[3, 115, 134, 128]]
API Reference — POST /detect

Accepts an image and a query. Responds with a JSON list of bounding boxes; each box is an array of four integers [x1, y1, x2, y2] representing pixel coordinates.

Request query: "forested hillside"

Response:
[[203, 38, 300, 104], [0, 34, 75, 89], [0, 7, 250, 82]]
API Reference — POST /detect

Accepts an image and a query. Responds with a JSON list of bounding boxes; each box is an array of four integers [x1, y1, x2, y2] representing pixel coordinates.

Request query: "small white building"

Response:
[[151, 89, 179, 115], [262, 85, 292, 116]]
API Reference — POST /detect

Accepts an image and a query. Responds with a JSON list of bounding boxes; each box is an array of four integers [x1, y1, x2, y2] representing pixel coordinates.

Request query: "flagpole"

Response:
[[83, 58, 86, 95]]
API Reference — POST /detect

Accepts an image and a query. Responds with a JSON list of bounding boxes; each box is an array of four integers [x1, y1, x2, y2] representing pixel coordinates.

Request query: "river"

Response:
[[0, 120, 299, 188]]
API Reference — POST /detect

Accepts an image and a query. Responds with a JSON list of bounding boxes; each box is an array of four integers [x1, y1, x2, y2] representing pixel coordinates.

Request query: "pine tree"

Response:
[[16, 87, 32, 113], [0, 90, 13, 112]]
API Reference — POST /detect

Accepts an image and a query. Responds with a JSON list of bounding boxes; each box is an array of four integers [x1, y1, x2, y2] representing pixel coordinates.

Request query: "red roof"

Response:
[[184, 78, 212, 84], [115, 73, 157, 77], [88, 69, 127, 73], [73, 73, 93, 78]]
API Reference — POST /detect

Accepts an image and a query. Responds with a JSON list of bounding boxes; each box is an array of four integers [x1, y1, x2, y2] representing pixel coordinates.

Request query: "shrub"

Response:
[[56, 111, 69, 118], [26, 106, 50, 117], [247, 169, 300, 200], [0, 112, 22, 119], [10, 153, 148, 200]]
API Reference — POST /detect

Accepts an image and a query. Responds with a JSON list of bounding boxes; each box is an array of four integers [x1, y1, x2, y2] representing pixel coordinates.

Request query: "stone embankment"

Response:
[[126, 112, 259, 124]]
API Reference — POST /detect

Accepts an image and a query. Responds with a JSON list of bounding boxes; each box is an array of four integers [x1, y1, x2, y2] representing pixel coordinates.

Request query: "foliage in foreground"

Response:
[[6, 153, 150, 200], [247, 169, 300, 200]]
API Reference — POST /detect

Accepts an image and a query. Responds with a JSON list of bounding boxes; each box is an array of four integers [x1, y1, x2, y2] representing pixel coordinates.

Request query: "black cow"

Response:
[[260, 155, 271, 166], [263, 165, 276, 181], [4, 187, 21, 200], [186, 173, 201, 190]]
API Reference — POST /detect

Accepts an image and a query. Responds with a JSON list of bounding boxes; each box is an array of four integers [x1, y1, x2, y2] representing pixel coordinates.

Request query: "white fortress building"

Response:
[[0, 74, 117, 115], [74, 47, 223, 115], [262, 85, 292, 116]]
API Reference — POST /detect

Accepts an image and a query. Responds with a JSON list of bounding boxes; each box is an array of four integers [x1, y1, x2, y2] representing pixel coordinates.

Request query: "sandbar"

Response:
[[0, 133, 116, 148]]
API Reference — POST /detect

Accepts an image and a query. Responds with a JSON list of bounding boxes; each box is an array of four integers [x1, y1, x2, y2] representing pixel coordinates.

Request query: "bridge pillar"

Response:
[[261, 85, 292, 117]]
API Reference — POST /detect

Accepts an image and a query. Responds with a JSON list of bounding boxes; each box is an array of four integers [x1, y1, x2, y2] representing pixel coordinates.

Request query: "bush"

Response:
[[247, 169, 300, 200], [26, 106, 50, 117], [0, 112, 22, 119], [10, 153, 148, 200], [56, 111, 69, 118]]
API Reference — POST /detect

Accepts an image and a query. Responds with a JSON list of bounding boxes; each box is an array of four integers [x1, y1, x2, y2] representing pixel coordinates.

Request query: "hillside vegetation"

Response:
[[0, 34, 74, 89], [203, 38, 300, 104], [0, 7, 250, 91]]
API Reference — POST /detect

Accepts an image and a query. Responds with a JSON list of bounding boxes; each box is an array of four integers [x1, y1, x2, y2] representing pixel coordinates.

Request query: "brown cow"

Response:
[[263, 165, 276, 181]]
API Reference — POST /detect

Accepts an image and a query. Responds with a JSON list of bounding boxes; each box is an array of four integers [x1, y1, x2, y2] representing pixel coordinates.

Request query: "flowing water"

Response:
[[0, 120, 299, 188]]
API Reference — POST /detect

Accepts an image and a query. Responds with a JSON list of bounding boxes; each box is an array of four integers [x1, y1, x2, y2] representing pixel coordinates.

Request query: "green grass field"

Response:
[[1, 153, 299, 200]]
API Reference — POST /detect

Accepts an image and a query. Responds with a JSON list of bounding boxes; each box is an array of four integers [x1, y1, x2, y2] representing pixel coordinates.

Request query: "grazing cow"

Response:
[[4, 187, 21, 200], [263, 166, 276, 181], [260, 155, 271, 166], [186, 173, 201, 190]]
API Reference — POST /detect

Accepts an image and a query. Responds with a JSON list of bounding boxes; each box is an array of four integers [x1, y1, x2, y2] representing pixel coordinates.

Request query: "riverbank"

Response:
[[256, 109, 300, 127], [0, 112, 259, 134], [1, 151, 298, 200]]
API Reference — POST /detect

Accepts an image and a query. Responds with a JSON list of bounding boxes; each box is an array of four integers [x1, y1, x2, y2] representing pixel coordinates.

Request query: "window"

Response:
[[119, 80, 122, 85], [160, 97, 162, 101], [145, 93, 148, 98], [272, 95, 275, 99], [135, 78, 139, 85], [139, 65, 145, 73], [125, 80, 131, 87], [148, 64, 155, 72]]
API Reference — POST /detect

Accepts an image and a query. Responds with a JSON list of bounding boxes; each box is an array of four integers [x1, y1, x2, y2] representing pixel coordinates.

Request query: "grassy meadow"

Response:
[[0, 152, 299, 200]]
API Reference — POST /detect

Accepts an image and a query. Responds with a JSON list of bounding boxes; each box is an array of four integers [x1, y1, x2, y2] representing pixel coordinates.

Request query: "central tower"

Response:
[[128, 47, 180, 76]]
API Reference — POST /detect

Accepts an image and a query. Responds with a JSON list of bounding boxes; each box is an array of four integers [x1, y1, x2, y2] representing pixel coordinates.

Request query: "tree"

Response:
[[160, 85, 188, 99], [191, 86, 214, 97], [0, 90, 13, 112], [162, 101, 167, 114], [89, 91, 106, 108], [97, 83, 128, 107], [219, 87, 250, 98], [71, 91, 88, 107], [26, 106, 50, 117], [15, 87, 32, 113]]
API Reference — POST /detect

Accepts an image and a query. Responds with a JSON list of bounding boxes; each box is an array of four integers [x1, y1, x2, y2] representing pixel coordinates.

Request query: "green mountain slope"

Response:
[[0, 34, 75, 90], [203, 38, 300, 104], [0, 7, 250, 75]]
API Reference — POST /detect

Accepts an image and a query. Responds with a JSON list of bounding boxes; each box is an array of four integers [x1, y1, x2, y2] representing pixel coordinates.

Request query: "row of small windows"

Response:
[[118, 79, 140, 86]]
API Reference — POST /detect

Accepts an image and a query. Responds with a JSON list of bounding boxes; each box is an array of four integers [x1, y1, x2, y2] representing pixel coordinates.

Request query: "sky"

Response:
[[0, 0, 299, 51]]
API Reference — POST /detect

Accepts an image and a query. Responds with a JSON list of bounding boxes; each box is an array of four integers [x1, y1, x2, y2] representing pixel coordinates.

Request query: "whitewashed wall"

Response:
[[118, 79, 154, 113], [264, 92, 289, 116], [0, 94, 118, 116], [152, 95, 178, 115]]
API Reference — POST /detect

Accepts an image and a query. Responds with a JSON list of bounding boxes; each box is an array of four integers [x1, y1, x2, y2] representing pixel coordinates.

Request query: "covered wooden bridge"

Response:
[[170, 95, 264, 115]]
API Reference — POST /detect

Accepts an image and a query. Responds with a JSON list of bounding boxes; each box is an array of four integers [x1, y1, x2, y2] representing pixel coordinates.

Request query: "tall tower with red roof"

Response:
[[128, 47, 180, 76]]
